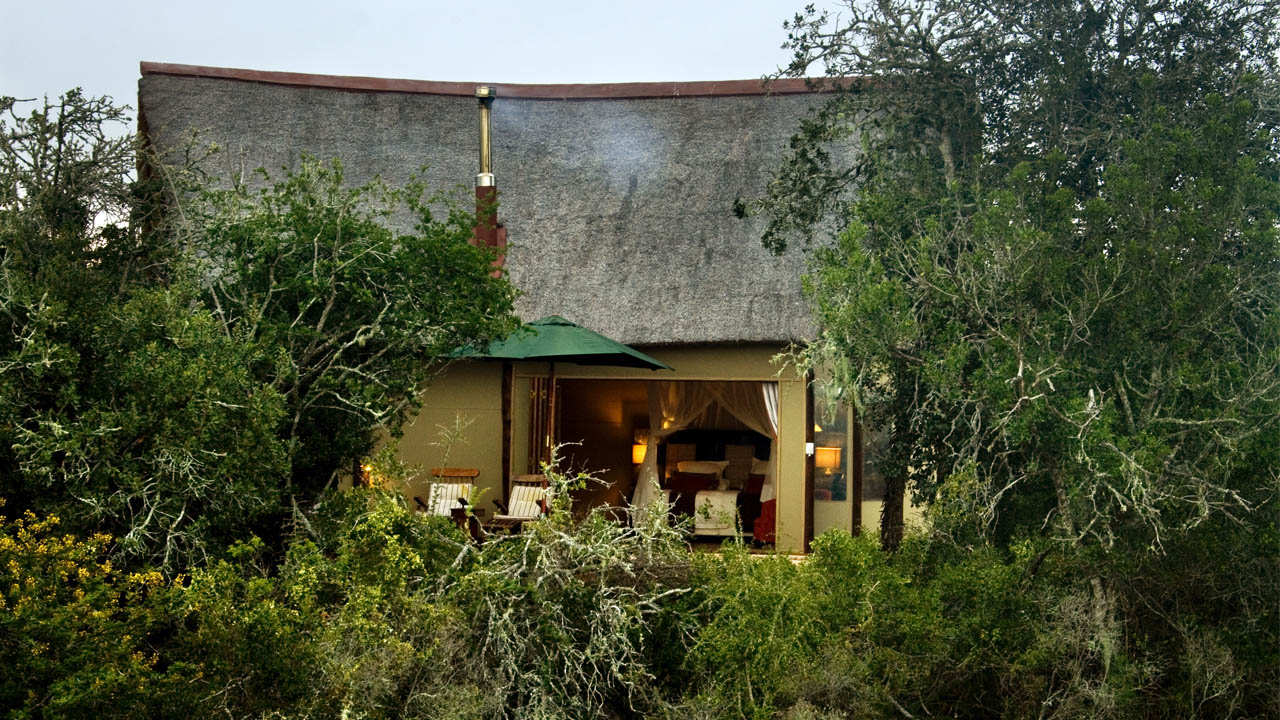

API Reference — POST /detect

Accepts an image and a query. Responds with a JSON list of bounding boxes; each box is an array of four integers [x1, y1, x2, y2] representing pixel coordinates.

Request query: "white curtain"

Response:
[[632, 382, 715, 511], [705, 382, 780, 501], [760, 383, 779, 501]]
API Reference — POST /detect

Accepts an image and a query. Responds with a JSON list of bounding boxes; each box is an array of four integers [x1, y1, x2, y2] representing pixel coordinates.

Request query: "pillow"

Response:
[[678, 460, 730, 478], [668, 472, 719, 495], [751, 457, 772, 476], [744, 474, 766, 494]]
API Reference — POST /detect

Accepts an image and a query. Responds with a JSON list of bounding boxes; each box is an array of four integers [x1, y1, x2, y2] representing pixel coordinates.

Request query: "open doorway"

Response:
[[555, 379, 775, 540], [555, 379, 649, 510]]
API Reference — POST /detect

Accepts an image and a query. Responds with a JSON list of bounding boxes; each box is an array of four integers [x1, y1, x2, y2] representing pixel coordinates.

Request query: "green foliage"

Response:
[[5, 497, 1273, 719], [806, 90, 1280, 550], [0, 505, 189, 719], [765, 8, 1280, 710], [159, 465, 693, 720], [0, 92, 518, 568], [1104, 515, 1280, 718], [0, 90, 173, 295], [676, 528, 1278, 719], [191, 159, 519, 491], [678, 533, 1047, 718], [678, 546, 833, 718], [772, 0, 1280, 554], [0, 92, 290, 568], [0, 496, 478, 720], [444, 467, 692, 719], [760, 0, 1280, 251], [171, 492, 473, 719], [4, 287, 289, 567]]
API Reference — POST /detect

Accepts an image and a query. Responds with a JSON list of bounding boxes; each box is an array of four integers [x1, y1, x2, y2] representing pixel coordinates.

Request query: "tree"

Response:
[[0, 93, 518, 568], [754, 0, 1280, 551], [0, 92, 290, 569], [189, 159, 518, 498]]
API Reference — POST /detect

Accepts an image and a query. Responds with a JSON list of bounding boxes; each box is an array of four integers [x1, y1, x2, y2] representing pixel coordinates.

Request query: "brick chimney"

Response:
[[473, 85, 506, 272]]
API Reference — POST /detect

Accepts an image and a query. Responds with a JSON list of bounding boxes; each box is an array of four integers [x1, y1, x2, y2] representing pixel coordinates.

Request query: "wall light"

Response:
[[632, 443, 647, 465]]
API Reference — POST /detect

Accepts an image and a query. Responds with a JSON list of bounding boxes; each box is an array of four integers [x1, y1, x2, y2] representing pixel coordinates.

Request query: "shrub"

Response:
[[444, 467, 693, 719], [167, 464, 695, 720], [190, 158, 518, 493], [1, 94, 518, 569], [169, 492, 472, 719], [0, 504, 188, 719], [676, 530, 1156, 719]]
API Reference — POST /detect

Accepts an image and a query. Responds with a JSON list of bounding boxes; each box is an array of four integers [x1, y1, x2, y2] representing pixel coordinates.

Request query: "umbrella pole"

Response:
[[501, 361, 512, 505]]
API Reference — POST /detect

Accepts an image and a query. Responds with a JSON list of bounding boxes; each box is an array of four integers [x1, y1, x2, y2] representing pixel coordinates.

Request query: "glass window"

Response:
[[812, 381, 854, 535]]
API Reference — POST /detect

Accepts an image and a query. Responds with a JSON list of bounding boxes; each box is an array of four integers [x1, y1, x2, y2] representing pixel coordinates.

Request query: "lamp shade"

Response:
[[814, 446, 842, 472], [632, 443, 647, 465]]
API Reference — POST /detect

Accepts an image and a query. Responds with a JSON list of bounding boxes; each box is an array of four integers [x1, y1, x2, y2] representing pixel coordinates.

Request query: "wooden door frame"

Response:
[[804, 371, 815, 553]]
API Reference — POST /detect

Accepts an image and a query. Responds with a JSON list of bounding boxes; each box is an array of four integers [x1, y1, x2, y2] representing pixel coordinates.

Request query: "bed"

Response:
[[663, 441, 768, 538]]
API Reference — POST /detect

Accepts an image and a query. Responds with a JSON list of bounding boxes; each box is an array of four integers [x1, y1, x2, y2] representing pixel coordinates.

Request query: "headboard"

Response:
[[662, 429, 769, 489]]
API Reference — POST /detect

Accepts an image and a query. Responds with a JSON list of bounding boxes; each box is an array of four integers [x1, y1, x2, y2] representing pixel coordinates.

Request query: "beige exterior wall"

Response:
[[400, 344, 814, 553], [859, 500, 928, 536], [395, 346, 931, 552], [771, 376, 808, 552], [396, 362, 505, 508]]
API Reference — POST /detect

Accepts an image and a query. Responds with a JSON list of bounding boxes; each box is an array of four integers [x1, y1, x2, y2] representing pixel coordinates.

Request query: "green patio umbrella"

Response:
[[462, 315, 671, 496], [473, 316, 672, 370]]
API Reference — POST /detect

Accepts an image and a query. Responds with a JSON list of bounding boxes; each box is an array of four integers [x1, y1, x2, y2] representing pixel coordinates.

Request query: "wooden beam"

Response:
[[545, 362, 557, 468], [501, 361, 513, 505], [804, 371, 815, 553]]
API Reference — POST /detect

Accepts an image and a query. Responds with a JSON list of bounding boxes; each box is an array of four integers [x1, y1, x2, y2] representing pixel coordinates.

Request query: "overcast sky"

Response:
[[3, 0, 837, 114]]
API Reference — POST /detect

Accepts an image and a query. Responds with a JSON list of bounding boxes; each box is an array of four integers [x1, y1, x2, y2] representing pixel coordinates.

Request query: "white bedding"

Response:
[[694, 489, 740, 536]]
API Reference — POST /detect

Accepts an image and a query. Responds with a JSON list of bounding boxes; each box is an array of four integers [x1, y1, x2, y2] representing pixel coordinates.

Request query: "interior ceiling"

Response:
[[560, 379, 759, 433], [561, 379, 648, 404]]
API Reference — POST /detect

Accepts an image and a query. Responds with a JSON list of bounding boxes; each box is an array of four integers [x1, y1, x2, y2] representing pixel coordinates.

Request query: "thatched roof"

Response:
[[139, 63, 834, 346]]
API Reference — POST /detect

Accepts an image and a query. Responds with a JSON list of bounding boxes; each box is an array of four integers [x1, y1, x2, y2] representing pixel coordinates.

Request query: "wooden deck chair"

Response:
[[413, 468, 479, 517], [414, 481, 475, 516], [490, 474, 549, 529], [430, 467, 480, 483]]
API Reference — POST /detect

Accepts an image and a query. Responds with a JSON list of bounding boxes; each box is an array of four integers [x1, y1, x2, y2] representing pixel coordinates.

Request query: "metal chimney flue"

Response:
[[476, 85, 494, 187], [472, 85, 505, 271]]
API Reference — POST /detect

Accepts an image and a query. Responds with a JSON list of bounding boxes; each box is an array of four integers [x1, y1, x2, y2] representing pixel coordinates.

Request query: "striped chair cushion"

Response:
[[425, 482, 473, 516], [497, 483, 547, 521]]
